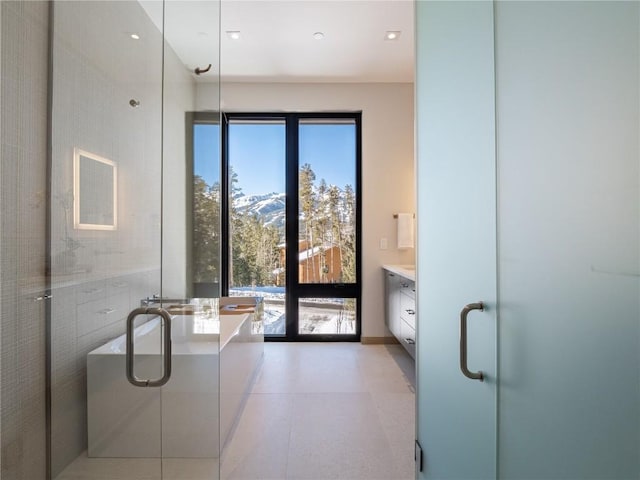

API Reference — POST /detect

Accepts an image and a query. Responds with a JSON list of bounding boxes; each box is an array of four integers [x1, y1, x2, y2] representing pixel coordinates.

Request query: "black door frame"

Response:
[[221, 111, 362, 341]]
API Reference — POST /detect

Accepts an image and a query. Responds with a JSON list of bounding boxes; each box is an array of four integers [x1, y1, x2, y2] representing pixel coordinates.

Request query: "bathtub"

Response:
[[87, 297, 263, 458]]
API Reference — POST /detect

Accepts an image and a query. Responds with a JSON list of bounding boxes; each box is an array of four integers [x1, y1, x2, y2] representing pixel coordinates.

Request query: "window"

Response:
[[222, 113, 362, 341]]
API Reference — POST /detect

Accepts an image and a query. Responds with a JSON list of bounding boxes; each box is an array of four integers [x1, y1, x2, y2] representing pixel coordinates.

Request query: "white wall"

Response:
[[162, 42, 197, 298], [200, 82, 415, 338]]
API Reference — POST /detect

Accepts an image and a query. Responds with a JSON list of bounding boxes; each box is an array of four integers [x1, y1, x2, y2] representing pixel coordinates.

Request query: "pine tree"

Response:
[[299, 164, 317, 282], [328, 185, 342, 282], [192, 175, 220, 284], [315, 179, 329, 281], [342, 184, 356, 283], [229, 167, 244, 287]]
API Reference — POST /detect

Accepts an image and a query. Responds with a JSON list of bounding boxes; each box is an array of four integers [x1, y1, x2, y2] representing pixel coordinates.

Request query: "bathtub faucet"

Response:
[[140, 295, 188, 307], [140, 294, 159, 306]]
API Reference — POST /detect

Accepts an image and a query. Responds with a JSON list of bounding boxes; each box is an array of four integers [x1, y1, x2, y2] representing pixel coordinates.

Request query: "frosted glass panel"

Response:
[[495, 2, 640, 478], [415, 2, 497, 478]]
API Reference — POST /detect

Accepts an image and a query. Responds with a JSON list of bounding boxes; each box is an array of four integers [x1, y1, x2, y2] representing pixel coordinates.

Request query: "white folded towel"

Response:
[[397, 213, 414, 249]]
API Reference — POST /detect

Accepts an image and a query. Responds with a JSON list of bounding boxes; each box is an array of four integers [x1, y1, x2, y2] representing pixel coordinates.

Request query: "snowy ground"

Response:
[[229, 288, 355, 335]]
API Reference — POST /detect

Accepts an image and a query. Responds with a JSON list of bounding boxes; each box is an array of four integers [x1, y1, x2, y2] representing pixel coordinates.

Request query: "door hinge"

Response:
[[415, 439, 424, 473]]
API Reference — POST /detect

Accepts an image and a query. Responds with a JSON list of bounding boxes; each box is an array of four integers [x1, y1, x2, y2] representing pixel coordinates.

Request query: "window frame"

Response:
[[222, 112, 362, 341]]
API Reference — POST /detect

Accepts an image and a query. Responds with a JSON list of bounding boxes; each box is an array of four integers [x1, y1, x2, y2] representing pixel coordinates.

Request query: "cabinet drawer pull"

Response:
[[112, 282, 128, 288], [405, 309, 415, 315], [404, 338, 415, 345], [401, 282, 410, 288], [99, 308, 115, 315], [83, 288, 103, 294]]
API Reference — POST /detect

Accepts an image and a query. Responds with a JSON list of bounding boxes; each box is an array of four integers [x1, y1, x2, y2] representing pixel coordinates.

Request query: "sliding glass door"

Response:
[[223, 113, 361, 341]]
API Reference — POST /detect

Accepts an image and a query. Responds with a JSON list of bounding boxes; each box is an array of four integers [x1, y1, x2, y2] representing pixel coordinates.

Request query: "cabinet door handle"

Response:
[[405, 309, 415, 315], [404, 338, 415, 345], [459, 302, 484, 381]]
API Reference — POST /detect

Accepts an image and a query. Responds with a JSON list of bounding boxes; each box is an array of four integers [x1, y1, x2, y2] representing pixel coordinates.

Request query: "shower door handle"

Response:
[[126, 307, 172, 387], [459, 302, 484, 381]]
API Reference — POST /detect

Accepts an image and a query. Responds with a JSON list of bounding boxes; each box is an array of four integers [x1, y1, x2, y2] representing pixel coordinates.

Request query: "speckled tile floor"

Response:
[[56, 343, 415, 480], [221, 343, 415, 480]]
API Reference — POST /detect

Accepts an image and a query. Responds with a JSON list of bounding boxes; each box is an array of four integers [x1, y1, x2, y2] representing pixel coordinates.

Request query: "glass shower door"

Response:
[[50, 1, 166, 478], [50, 1, 222, 479]]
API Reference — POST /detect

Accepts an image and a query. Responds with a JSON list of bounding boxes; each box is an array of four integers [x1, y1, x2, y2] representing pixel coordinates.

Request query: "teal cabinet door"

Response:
[[495, 2, 640, 478], [415, 2, 497, 479], [417, 1, 640, 479]]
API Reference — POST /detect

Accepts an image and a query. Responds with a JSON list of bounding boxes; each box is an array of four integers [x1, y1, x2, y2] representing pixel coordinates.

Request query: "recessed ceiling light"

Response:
[[313, 32, 325, 40], [130, 33, 140, 40], [385, 31, 401, 41], [226, 31, 241, 40]]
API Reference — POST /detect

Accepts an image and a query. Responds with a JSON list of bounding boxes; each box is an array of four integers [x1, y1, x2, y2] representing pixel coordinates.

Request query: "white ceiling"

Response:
[[141, 0, 414, 83]]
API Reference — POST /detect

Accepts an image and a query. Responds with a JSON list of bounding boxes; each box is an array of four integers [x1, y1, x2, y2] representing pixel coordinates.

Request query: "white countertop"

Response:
[[382, 264, 416, 281]]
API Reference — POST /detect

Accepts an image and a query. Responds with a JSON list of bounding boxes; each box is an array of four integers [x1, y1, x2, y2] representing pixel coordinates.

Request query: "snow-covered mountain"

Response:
[[233, 188, 354, 234], [233, 192, 286, 230]]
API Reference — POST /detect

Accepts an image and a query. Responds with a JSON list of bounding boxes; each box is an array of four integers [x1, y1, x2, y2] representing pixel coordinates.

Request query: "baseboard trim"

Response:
[[361, 336, 400, 345]]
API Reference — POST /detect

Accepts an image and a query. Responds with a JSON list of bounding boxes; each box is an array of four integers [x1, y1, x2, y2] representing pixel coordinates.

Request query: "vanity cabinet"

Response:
[[398, 280, 416, 357], [385, 272, 401, 336], [384, 266, 416, 358]]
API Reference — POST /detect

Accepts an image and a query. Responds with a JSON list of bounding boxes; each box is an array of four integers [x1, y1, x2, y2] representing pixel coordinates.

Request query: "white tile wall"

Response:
[[0, 2, 49, 478]]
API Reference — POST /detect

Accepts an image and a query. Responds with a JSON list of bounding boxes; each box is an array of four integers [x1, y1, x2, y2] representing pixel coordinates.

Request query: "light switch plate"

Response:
[[379, 237, 388, 250]]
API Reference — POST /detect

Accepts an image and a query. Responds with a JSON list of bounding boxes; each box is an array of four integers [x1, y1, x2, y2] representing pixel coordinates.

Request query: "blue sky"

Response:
[[299, 123, 355, 192], [194, 123, 355, 194], [229, 124, 285, 194], [193, 124, 220, 186]]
